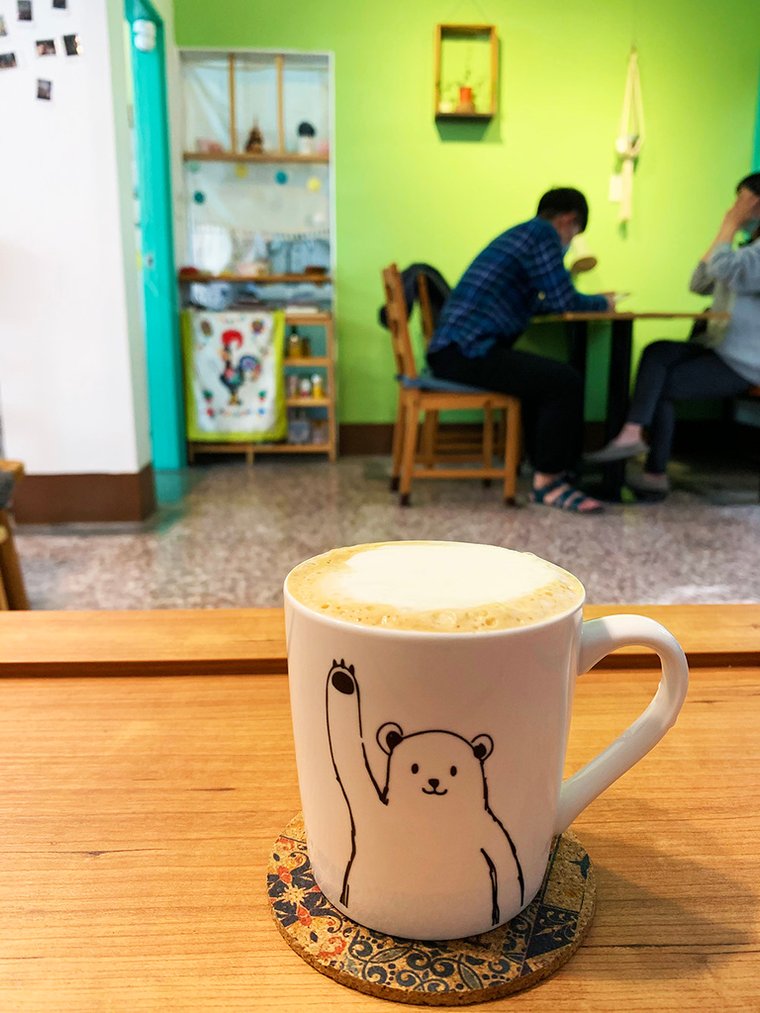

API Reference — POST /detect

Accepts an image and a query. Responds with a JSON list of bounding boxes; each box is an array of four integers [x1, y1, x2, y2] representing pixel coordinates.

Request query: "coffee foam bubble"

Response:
[[286, 541, 584, 632]]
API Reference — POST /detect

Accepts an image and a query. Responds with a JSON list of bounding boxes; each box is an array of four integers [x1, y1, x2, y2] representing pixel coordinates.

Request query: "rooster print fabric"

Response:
[[183, 309, 286, 441]]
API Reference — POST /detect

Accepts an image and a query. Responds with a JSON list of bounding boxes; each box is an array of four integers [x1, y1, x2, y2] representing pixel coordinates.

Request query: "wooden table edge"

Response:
[[0, 604, 757, 676]]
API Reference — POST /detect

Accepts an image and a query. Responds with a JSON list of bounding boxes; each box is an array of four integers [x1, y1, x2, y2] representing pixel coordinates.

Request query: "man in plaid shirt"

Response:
[[427, 188, 615, 513]]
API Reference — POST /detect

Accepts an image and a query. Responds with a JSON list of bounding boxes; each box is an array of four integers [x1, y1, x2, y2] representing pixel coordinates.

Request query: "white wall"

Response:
[[0, 0, 151, 474]]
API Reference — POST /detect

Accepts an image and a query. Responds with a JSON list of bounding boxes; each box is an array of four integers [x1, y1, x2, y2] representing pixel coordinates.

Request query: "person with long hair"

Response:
[[585, 173, 760, 496]]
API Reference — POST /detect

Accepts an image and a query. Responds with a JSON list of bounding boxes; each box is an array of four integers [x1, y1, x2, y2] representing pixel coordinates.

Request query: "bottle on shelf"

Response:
[[287, 327, 302, 359]]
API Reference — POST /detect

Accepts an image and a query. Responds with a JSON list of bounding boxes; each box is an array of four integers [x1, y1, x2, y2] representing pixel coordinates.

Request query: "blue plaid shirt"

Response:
[[428, 217, 608, 358]]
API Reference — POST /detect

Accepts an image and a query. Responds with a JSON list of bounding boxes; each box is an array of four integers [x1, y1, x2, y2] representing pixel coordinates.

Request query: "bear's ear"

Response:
[[377, 722, 404, 754], [471, 734, 494, 761]]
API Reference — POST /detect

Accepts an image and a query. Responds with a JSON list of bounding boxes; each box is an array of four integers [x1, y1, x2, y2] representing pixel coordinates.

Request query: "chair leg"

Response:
[[399, 396, 419, 506], [482, 407, 494, 487], [390, 395, 405, 491], [503, 402, 521, 506], [421, 411, 438, 468]]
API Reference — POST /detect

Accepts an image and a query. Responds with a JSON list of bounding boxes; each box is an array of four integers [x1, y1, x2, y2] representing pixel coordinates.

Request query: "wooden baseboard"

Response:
[[14, 464, 156, 524], [338, 424, 394, 455], [340, 419, 758, 459]]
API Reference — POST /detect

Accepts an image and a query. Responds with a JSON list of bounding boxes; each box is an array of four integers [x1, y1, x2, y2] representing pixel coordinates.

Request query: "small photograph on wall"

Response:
[[17, 1, 32, 23], [0, 52, 18, 69], [0, 15, 8, 36], [36, 38, 56, 56], [63, 33, 81, 56], [52, 0, 68, 9], [36, 77, 51, 100]]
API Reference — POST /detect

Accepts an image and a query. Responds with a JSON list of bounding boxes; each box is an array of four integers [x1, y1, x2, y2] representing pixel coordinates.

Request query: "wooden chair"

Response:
[[0, 460, 29, 609], [382, 263, 521, 506]]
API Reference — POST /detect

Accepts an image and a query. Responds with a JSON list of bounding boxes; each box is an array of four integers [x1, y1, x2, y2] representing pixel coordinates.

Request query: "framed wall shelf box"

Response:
[[434, 24, 498, 121]]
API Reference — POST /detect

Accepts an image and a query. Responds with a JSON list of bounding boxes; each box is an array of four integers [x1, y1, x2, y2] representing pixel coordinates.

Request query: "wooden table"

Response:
[[1, 605, 758, 1010], [536, 312, 728, 500]]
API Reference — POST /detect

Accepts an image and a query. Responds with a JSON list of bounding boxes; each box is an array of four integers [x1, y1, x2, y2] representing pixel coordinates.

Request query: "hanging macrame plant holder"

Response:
[[612, 48, 645, 224]]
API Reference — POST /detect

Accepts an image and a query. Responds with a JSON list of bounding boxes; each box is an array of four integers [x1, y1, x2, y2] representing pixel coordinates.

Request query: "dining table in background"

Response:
[[534, 311, 730, 500], [0, 604, 758, 1010]]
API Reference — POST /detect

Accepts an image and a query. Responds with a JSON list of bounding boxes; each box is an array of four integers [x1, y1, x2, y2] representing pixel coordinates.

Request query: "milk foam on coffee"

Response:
[[286, 541, 584, 632]]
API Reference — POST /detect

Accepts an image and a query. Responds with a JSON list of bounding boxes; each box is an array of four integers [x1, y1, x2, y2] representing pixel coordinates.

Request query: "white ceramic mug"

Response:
[[284, 543, 688, 940]]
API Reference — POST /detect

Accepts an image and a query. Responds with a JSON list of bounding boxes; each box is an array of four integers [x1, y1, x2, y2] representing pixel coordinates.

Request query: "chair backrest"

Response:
[[416, 273, 435, 347], [382, 263, 418, 380]]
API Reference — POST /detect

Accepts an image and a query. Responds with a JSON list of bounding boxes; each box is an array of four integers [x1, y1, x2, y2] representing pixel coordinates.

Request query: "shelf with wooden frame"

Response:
[[434, 23, 498, 121], [178, 271, 332, 287], [282, 355, 330, 367], [187, 440, 331, 465], [182, 151, 328, 165], [285, 396, 330, 407], [184, 52, 330, 162]]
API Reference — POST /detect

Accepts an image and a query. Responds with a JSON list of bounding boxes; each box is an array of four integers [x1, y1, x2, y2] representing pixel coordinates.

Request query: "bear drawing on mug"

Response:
[[326, 659, 525, 928]]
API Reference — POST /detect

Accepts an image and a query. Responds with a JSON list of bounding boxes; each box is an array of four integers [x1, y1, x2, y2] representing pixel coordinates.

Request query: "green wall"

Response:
[[174, 0, 760, 423]]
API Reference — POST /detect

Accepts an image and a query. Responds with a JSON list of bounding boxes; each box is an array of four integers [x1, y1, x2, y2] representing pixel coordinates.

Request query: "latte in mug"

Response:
[[285, 540, 584, 632], [284, 538, 688, 939]]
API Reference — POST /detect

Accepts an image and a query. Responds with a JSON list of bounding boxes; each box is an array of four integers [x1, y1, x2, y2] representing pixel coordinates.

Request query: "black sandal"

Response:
[[531, 477, 604, 513]]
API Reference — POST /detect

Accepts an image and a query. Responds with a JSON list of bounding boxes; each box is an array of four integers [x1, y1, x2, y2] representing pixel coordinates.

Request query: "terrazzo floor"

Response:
[[13, 453, 760, 610]]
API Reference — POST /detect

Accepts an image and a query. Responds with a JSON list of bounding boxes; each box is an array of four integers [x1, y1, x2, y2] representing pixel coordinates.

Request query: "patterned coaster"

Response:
[[267, 813, 595, 1006]]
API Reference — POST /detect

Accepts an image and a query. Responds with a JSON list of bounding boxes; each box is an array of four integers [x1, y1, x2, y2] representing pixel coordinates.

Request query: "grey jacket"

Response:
[[688, 261, 732, 348], [707, 241, 760, 385]]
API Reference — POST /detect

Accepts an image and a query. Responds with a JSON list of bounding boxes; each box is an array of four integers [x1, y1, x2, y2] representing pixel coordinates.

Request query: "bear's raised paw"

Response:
[[329, 659, 356, 695]]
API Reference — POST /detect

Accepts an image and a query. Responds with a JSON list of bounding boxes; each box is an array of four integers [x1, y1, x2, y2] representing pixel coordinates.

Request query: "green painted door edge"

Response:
[[126, 0, 186, 469]]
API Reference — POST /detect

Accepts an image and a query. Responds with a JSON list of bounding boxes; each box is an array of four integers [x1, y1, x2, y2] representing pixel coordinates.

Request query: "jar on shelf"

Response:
[[311, 373, 324, 398], [288, 410, 312, 445], [286, 374, 299, 397], [298, 376, 313, 397], [310, 419, 329, 445]]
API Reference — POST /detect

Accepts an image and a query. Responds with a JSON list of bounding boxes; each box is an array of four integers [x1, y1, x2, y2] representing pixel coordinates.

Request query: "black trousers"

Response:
[[627, 340, 750, 472], [427, 342, 584, 475]]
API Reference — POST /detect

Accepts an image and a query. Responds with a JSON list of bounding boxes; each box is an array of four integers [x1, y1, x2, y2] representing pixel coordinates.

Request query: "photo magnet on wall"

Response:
[[0, 15, 8, 37], [63, 33, 81, 56], [36, 38, 56, 56], [17, 1, 32, 22], [37, 77, 51, 100], [52, 0, 68, 9], [0, 52, 18, 69]]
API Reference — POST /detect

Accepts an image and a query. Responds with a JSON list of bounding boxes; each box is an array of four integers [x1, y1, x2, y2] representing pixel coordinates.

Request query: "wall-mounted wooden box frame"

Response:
[[434, 24, 498, 121]]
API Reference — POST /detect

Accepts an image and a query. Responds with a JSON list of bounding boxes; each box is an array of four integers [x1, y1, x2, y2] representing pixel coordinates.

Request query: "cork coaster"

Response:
[[267, 813, 595, 1006]]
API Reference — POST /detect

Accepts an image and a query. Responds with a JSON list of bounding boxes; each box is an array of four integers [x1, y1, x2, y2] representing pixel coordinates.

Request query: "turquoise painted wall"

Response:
[[174, 0, 760, 423]]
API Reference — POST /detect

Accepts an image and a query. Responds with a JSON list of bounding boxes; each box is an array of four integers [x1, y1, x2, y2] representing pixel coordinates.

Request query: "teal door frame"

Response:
[[125, 0, 185, 469]]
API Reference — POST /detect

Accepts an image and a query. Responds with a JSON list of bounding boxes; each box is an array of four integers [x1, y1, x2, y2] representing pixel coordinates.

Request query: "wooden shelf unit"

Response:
[[186, 310, 337, 465], [180, 49, 336, 468]]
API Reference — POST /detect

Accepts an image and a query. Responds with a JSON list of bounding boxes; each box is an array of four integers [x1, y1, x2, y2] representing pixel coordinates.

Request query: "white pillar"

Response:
[[0, 1, 151, 510]]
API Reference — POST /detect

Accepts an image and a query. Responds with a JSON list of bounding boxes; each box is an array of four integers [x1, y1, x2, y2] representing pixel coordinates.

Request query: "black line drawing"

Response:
[[325, 659, 524, 928]]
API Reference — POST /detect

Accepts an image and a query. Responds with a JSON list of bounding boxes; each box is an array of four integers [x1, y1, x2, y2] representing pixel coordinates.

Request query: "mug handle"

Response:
[[555, 615, 689, 834]]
